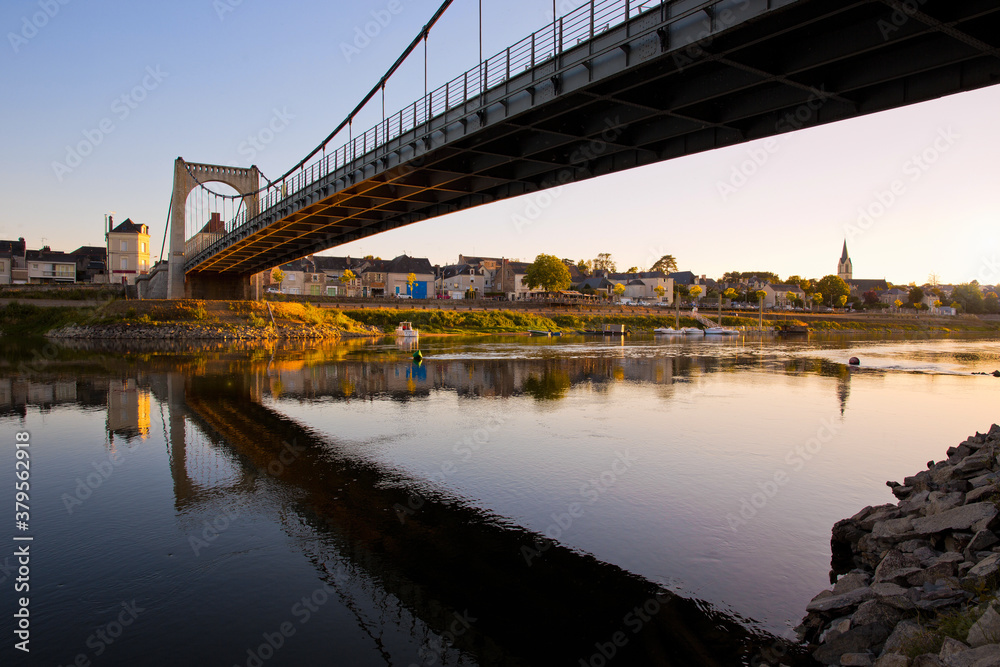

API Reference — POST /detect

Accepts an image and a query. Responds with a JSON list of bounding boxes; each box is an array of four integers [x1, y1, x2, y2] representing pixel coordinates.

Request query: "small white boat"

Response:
[[653, 327, 680, 334], [704, 327, 740, 336], [681, 327, 703, 335], [395, 321, 418, 338]]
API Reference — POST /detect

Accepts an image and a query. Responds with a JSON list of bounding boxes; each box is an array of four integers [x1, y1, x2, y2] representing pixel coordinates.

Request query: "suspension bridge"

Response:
[[169, 0, 1000, 299]]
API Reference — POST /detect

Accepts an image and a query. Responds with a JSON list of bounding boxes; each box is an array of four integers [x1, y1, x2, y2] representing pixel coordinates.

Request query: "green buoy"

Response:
[[412, 350, 423, 362]]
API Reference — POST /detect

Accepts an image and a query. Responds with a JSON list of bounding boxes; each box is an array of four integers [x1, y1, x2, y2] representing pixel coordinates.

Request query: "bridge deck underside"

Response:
[[189, 0, 1000, 276]]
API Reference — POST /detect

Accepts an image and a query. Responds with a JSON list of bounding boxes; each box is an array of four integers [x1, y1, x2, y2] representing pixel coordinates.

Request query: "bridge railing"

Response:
[[201, 0, 674, 265]]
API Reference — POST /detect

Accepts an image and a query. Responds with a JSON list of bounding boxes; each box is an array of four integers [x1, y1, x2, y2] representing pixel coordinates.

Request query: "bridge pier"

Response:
[[168, 158, 260, 299], [185, 272, 253, 300]]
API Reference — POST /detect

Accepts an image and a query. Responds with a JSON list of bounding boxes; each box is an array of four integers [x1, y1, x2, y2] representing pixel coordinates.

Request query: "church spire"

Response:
[[838, 240, 852, 281]]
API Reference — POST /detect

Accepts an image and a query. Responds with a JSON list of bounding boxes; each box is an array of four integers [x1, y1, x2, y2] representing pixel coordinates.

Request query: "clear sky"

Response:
[[2, 0, 997, 285]]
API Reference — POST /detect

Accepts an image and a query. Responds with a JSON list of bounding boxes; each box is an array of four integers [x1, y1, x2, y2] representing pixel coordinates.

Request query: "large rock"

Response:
[[967, 554, 1000, 583], [939, 637, 969, 661], [835, 572, 872, 595], [874, 517, 918, 540], [852, 600, 908, 629], [807, 586, 875, 614], [881, 619, 924, 656], [967, 530, 1000, 558], [912, 503, 999, 536], [954, 454, 993, 478], [875, 550, 923, 583], [813, 624, 892, 665], [913, 654, 945, 666], [926, 492, 967, 516], [966, 485, 999, 503], [967, 607, 1000, 647], [943, 643, 1000, 666], [841, 653, 875, 666]]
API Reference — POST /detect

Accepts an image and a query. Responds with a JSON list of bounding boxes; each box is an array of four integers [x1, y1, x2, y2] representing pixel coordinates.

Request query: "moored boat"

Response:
[[528, 330, 551, 337], [653, 327, 680, 334], [395, 321, 419, 337], [680, 327, 703, 335], [704, 327, 740, 336]]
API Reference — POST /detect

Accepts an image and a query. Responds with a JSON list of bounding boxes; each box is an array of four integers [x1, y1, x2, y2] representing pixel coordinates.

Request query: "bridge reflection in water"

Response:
[[150, 343, 815, 666]]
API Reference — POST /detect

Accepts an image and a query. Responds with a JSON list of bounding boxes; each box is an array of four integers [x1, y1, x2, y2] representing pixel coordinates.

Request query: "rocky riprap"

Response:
[[47, 322, 373, 340], [798, 424, 1000, 666]]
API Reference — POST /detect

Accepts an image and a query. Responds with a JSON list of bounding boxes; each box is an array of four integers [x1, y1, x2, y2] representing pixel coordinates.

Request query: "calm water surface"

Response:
[[1, 333, 998, 666]]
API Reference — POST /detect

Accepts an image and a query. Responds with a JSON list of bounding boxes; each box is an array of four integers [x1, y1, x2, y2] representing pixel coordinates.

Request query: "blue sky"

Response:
[[2, 0, 997, 285]]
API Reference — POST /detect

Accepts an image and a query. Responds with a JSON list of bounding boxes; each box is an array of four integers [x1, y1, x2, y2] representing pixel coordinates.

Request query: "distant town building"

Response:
[[25, 247, 78, 283], [437, 264, 484, 299], [838, 240, 853, 281], [70, 246, 107, 283], [0, 238, 27, 284], [108, 218, 151, 286], [762, 283, 805, 308]]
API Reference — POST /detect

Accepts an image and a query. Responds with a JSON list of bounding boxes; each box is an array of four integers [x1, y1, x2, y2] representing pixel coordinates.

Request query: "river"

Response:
[[1, 333, 998, 666]]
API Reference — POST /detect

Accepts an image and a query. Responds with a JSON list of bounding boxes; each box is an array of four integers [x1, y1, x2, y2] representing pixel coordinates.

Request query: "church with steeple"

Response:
[[837, 241, 888, 296], [838, 241, 852, 281]]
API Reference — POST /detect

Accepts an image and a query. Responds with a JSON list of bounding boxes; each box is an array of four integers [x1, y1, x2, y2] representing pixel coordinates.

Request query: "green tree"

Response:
[[650, 255, 678, 273], [984, 292, 1000, 314], [811, 293, 824, 308], [270, 267, 284, 291], [576, 259, 592, 276], [951, 283, 985, 313], [593, 253, 616, 273], [723, 287, 737, 303], [816, 275, 850, 307], [755, 289, 767, 304], [908, 286, 924, 305], [523, 254, 572, 292], [837, 294, 848, 308], [626, 266, 639, 274]]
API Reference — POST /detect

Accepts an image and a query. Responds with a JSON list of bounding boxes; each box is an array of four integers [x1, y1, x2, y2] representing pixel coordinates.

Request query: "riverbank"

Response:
[[1, 299, 997, 338], [800, 424, 1000, 666], [0, 300, 379, 340]]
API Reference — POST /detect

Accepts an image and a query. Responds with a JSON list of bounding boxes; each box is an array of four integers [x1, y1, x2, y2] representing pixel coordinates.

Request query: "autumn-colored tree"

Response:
[[270, 267, 285, 291]]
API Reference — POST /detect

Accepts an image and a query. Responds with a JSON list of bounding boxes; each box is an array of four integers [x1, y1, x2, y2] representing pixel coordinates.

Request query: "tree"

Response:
[[689, 285, 703, 303], [985, 292, 1000, 314], [626, 266, 639, 274], [338, 269, 356, 296], [908, 286, 925, 305], [654, 285, 666, 300], [862, 290, 880, 306], [894, 299, 903, 310], [270, 267, 284, 291], [811, 293, 824, 309], [576, 259, 592, 276], [722, 271, 780, 284], [837, 294, 848, 308], [406, 272, 416, 295], [650, 255, 678, 273], [593, 253, 616, 273], [755, 289, 767, 304], [523, 254, 572, 292], [951, 283, 985, 314], [723, 287, 737, 302], [816, 275, 850, 307], [613, 283, 626, 300]]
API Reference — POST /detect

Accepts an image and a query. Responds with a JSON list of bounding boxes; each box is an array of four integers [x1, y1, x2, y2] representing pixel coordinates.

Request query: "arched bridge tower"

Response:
[[168, 158, 260, 299]]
